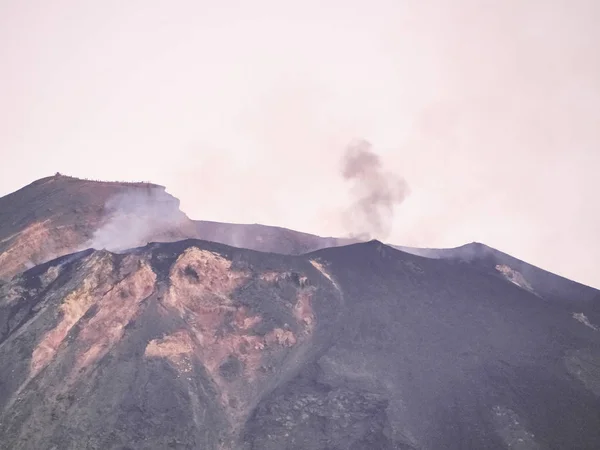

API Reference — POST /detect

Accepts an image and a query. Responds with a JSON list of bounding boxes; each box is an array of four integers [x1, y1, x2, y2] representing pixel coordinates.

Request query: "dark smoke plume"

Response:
[[341, 139, 409, 240]]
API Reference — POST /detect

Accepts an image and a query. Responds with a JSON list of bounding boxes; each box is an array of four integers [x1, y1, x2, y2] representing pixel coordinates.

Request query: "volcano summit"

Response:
[[0, 175, 599, 449]]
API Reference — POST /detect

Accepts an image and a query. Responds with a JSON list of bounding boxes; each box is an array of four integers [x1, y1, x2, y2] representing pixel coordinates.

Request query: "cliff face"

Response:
[[1, 239, 600, 449]]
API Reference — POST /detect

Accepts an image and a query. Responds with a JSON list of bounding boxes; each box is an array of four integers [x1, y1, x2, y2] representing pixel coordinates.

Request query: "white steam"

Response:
[[87, 187, 190, 252]]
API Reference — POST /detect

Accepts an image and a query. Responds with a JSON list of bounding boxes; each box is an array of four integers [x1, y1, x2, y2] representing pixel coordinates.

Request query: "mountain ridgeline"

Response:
[[0, 175, 599, 449]]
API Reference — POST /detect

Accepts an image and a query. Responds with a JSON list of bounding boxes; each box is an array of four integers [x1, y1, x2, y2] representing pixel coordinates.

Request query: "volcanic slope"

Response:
[[1, 239, 600, 449], [0, 175, 350, 280], [395, 242, 600, 308], [0, 239, 343, 449]]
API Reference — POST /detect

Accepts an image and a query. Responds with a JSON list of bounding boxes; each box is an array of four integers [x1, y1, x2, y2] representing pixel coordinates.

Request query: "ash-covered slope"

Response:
[[395, 242, 599, 308], [194, 220, 354, 256], [0, 175, 352, 281], [295, 242, 600, 449], [1, 239, 600, 449]]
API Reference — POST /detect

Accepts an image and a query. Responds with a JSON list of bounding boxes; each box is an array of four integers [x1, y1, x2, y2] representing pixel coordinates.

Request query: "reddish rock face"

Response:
[[0, 239, 342, 448]]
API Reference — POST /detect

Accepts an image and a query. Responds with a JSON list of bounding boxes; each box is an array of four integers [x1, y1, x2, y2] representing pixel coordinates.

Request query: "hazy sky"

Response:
[[1, 0, 599, 288]]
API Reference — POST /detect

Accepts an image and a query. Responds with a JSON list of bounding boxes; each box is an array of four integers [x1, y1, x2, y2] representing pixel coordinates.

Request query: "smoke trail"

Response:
[[341, 139, 409, 240]]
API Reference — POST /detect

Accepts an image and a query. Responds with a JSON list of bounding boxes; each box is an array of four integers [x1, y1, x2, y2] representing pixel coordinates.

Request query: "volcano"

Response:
[[0, 175, 599, 449]]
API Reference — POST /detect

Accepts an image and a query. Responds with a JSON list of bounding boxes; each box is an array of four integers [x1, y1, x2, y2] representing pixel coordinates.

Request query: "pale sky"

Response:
[[1, 0, 599, 288]]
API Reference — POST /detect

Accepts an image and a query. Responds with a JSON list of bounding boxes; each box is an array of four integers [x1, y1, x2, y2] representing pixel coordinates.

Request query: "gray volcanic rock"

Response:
[[298, 241, 600, 449], [395, 242, 600, 311], [0, 238, 599, 449]]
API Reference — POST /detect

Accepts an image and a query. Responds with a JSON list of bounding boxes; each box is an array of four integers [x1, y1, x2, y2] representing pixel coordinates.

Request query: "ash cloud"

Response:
[[341, 139, 409, 240], [87, 187, 190, 252]]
